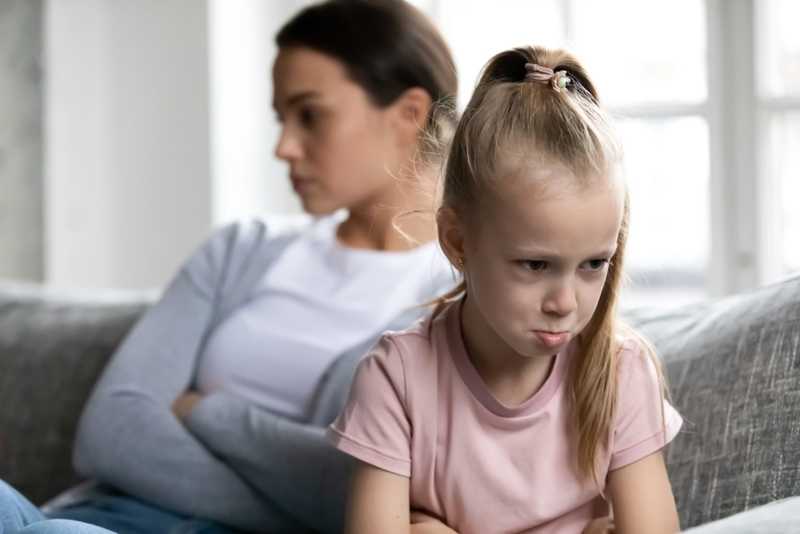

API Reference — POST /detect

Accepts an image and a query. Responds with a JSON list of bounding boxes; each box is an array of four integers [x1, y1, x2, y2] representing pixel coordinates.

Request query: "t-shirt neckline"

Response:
[[445, 298, 573, 418]]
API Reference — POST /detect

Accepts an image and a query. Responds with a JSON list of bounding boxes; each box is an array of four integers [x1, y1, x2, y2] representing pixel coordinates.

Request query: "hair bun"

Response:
[[477, 47, 598, 103], [479, 49, 531, 84]]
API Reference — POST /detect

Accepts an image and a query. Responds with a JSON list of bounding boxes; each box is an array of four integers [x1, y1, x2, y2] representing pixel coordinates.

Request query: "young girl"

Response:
[[325, 45, 683, 534]]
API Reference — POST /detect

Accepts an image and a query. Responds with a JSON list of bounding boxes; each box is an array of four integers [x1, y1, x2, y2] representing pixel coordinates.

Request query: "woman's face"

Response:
[[273, 46, 408, 216]]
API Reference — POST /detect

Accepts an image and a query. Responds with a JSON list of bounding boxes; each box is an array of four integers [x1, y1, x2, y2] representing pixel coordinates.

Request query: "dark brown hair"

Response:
[[277, 0, 458, 158]]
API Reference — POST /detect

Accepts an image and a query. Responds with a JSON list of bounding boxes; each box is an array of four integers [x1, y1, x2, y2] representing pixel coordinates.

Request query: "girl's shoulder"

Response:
[[612, 330, 672, 418], [608, 329, 682, 470], [356, 300, 453, 385], [384, 299, 449, 344], [614, 329, 660, 380]]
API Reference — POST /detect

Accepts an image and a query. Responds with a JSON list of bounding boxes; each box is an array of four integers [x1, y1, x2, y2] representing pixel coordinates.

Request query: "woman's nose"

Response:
[[542, 278, 578, 316], [274, 125, 303, 161]]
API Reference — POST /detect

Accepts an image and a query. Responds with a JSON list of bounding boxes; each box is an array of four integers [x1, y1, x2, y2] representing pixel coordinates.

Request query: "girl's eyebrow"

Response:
[[587, 246, 618, 259], [512, 246, 618, 259]]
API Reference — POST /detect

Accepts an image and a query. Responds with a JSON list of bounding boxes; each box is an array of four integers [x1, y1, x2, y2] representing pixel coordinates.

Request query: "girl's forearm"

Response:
[[410, 512, 459, 534], [410, 523, 458, 534], [410, 523, 459, 534]]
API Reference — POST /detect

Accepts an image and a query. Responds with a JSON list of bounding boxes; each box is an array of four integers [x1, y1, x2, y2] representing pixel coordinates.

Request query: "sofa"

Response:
[[1, 274, 799, 532]]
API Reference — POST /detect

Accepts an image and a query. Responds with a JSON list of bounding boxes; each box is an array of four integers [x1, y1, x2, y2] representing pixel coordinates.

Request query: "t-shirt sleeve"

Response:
[[325, 336, 412, 477], [609, 337, 683, 471]]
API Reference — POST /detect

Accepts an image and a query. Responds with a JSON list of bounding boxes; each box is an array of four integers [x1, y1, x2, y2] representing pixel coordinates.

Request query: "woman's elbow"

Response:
[[71, 403, 106, 478]]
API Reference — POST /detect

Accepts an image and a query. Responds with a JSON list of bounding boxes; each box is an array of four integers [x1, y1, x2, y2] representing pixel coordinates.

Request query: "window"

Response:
[[761, 0, 800, 277], [413, 0, 797, 308], [570, 0, 709, 308], [207, 0, 796, 306]]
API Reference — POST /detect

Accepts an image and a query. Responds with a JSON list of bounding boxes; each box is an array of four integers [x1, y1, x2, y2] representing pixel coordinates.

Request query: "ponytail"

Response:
[[437, 45, 663, 483]]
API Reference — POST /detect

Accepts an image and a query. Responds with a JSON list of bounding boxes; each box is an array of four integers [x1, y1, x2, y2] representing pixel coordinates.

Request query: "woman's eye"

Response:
[[299, 108, 320, 127], [520, 260, 546, 271], [583, 259, 609, 271]]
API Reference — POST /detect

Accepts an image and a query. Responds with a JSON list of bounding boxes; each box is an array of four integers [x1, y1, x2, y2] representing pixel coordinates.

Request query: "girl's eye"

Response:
[[583, 259, 609, 271], [520, 260, 546, 271]]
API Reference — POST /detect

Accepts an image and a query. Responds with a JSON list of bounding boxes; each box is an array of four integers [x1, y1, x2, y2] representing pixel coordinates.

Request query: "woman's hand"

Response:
[[172, 391, 205, 423], [582, 517, 615, 534], [606, 450, 680, 534], [410, 511, 459, 534]]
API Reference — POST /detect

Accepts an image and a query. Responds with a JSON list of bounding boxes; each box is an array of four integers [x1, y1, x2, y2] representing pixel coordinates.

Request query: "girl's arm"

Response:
[[606, 450, 680, 534], [345, 460, 410, 534], [345, 460, 459, 534], [410, 512, 459, 534]]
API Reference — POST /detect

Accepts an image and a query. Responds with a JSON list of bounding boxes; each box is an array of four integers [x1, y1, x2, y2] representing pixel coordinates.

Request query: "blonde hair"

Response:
[[440, 45, 669, 483]]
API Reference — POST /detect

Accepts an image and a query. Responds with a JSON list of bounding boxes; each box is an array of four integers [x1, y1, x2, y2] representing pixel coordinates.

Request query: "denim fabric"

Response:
[[16, 521, 115, 534], [47, 496, 239, 534], [0, 480, 112, 534], [1, 480, 238, 534]]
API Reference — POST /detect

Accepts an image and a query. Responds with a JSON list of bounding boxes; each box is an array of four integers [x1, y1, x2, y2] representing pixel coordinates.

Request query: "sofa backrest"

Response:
[[628, 273, 800, 528], [2, 274, 799, 525], [0, 281, 149, 504]]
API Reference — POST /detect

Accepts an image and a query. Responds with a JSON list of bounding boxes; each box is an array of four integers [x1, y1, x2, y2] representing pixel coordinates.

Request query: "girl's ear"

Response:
[[437, 205, 467, 270], [392, 87, 432, 146]]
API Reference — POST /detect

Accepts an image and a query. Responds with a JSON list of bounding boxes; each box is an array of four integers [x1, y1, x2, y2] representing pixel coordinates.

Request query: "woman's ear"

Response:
[[437, 205, 467, 270], [392, 87, 433, 146]]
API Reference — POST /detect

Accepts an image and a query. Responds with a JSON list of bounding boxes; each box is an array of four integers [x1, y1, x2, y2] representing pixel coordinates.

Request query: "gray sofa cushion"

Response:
[[0, 281, 149, 504], [627, 273, 800, 529]]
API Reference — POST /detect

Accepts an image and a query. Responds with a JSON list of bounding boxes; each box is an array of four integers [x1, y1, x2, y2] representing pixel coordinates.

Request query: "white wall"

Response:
[[0, 0, 44, 281], [43, 0, 322, 290], [208, 0, 315, 225], [210, 0, 296, 224], [45, 0, 212, 290]]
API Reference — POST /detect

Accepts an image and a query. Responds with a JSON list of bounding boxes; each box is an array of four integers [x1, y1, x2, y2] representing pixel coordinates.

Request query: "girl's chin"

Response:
[[502, 339, 564, 360]]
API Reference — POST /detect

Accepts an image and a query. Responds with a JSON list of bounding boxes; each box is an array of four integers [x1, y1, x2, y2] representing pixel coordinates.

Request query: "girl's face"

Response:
[[443, 158, 624, 361], [272, 46, 410, 216]]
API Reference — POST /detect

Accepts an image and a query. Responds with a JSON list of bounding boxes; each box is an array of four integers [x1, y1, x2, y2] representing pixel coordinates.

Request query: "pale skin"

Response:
[[344, 151, 680, 534], [172, 46, 440, 421]]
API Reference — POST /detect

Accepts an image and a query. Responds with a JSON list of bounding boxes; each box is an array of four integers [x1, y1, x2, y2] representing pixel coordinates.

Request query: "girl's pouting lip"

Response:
[[533, 330, 569, 348]]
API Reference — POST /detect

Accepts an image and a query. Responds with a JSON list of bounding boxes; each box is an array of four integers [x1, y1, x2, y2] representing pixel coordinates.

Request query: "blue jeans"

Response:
[[0, 480, 112, 534], [0, 481, 238, 534]]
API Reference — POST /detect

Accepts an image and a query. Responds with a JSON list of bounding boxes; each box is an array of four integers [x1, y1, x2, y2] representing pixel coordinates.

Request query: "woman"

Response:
[[0, 1, 458, 533]]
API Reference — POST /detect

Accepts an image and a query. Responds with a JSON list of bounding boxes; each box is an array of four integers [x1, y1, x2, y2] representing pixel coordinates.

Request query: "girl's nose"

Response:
[[274, 125, 303, 161], [542, 278, 578, 316]]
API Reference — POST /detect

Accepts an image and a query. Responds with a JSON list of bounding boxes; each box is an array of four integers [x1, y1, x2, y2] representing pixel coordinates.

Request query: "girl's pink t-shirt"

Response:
[[326, 299, 682, 534]]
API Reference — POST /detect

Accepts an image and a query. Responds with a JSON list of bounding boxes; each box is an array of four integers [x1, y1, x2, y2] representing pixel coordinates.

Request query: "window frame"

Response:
[[426, 0, 797, 297]]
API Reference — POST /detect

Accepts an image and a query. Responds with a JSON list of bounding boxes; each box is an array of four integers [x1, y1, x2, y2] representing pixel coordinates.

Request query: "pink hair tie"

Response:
[[524, 63, 571, 92]]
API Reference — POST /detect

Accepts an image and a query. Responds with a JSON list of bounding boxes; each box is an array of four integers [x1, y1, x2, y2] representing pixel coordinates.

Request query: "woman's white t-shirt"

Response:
[[196, 214, 453, 422]]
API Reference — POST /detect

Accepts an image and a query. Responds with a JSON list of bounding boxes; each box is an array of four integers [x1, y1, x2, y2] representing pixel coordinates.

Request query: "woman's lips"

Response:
[[534, 331, 569, 348], [290, 176, 313, 194]]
